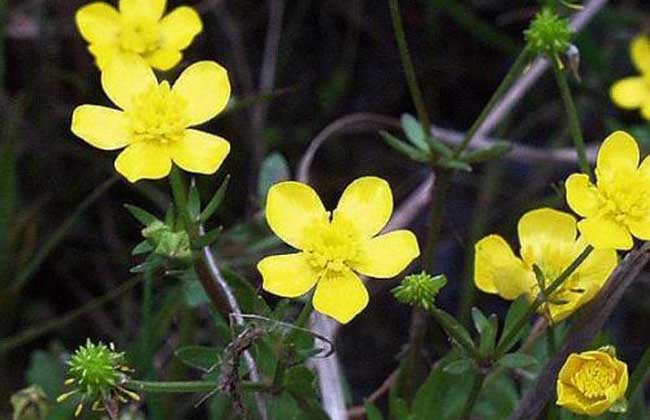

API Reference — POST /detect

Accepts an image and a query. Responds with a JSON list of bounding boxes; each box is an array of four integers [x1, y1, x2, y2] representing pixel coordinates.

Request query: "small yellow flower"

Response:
[[71, 55, 231, 182], [610, 35, 650, 119], [557, 348, 628, 416], [257, 177, 420, 323], [76, 0, 202, 71], [566, 131, 650, 250], [474, 208, 617, 322]]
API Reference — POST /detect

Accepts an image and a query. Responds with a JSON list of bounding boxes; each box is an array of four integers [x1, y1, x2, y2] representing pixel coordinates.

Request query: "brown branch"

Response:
[[509, 243, 650, 420]]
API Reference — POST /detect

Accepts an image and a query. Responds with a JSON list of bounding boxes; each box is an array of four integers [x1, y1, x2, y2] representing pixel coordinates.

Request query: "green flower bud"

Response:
[[524, 8, 573, 57], [58, 340, 139, 417], [11, 385, 50, 420], [392, 272, 447, 311], [142, 221, 191, 261]]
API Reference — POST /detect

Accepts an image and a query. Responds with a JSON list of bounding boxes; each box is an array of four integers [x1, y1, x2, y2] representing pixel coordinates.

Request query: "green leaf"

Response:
[[438, 158, 472, 172], [461, 141, 512, 164], [130, 255, 164, 273], [471, 307, 489, 335], [124, 204, 159, 226], [132, 240, 154, 256], [26, 349, 65, 399], [379, 131, 430, 163], [221, 267, 271, 316], [427, 137, 454, 158], [411, 362, 474, 420], [258, 153, 290, 205], [188, 183, 201, 221], [479, 314, 499, 356], [365, 402, 384, 420], [175, 346, 222, 372], [192, 227, 223, 249], [389, 397, 410, 420], [442, 358, 474, 375], [284, 366, 330, 420], [474, 373, 519, 419], [401, 113, 430, 151], [497, 353, 539, 369], [432, 308, 477, 356], [498, 295, 530, 350], [200, 175, 230, 223]]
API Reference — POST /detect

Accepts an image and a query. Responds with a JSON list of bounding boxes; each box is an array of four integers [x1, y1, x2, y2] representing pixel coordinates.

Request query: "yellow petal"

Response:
[[88, 42, 120, 70], [610, 77, 648, 109], [75, 3, 121, 44], [642, 100, 650, 120], [597, 131, 640, 176], [258, 253, 320, 298], [145, 48, 182, 71], [266, 181, 328, 250], [172, 61, 231, 126], [114, 141, 171, 182], [350, 230, 420, 278], [474, 234, 532, 299], [313, 269, 368, 324], [578, 217, 633, 250], [169, 129, 230, 175], [332, 177, 393, 238], [119, 0, 166, 22], [71, 105, 130, 150], [518, 208, 577, 258], [631, 35, 650, 74], [565, 173, 600, 218], [101, 54, 158, 110], [159, 6, 203, 50], [575, 245, 617, 290], [627, 217, 650, 240]]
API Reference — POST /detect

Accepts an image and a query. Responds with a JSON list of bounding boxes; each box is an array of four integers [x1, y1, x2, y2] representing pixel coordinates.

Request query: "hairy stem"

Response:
[[125, 380, 272, 394], [551, 57, 593, 179]]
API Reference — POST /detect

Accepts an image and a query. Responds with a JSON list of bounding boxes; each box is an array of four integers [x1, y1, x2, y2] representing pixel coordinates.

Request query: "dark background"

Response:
[[1, 0, 650, 417]]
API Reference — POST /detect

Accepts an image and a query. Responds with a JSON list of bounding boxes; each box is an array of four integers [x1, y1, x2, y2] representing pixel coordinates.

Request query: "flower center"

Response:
[[303, 217, 361, 273], [572, 360, 616, 399], [597, 169, 650, 225], [119, 21, 160, 54], [128, 82, 188, 145]]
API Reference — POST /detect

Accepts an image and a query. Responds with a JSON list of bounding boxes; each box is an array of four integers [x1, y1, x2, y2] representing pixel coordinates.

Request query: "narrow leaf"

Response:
[[401, 113, 429, 151], [192, 227, 222, 249], [443, 359, 474, 375], [124, 204, 159, 226], [200, 175, 230, 223], [379, 130, 429, 162], [188, 183, 201, 221], [497, 353, 539, 369]]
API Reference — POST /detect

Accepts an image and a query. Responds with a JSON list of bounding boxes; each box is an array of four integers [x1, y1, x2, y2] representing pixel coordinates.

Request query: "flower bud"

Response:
[[524, 8, 573, 57], [392, 272, 447, 311]]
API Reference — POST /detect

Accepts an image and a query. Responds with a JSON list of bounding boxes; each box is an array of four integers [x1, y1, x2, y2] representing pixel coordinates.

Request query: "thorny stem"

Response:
[[551, 57, 593, 179], [453, 45, 532, 157], [388, 0, 432, 134], [495, 245, 593, 357], [459, 372, 486, 420]]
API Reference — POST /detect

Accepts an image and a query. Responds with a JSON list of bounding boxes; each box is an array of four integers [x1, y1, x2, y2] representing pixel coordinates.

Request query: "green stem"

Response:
[[495, 246, 593, 357], [551, 57, 593, 179], [169, 167, 192, 231], [460, 372, 486, 420], [125, 380, 272, 394], [453, 45, 532, 157], [388, 0, 431, 133], [545, 325, 556, 358]]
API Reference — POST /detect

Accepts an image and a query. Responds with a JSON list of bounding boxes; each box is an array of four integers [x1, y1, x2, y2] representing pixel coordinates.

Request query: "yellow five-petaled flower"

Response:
[[557, 348, 628, 416], [76, 0, 202, 71], [474, 208, 617, 322], [71, 55, 231, 182], [566, 131, 650, 250], [258, 177, 420, 323], [610, 35, 650, 119]]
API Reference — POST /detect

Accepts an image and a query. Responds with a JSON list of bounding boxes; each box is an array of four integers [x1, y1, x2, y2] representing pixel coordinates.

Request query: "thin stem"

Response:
[[388, 0, 431, 132], [169, 167, 192, 230], [125, 380, 272, 394], [495, 246, 593, 357], [551, 57, 593, 179], [460, 373, 486, 420], [423, 170, 451, 272], [453, 45, 532, 157], [545, 325, 556, 358]]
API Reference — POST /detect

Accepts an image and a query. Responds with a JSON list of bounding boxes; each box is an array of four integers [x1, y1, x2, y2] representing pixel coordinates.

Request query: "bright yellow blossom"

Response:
[[71, 55, 231, 182], [610, 35, 650, 119], [474, 208, 617, 322], [258, 177, 420, 323], [557, 348, 628, 416], [76, 0, 202, 71], [566, 131, 650, 250]]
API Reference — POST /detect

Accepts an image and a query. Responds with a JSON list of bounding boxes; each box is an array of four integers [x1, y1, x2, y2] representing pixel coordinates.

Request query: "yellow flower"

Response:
[[71, 55, 231, 182], [257, 177, 420, 323], [610, 35, 650, 119], [76, 0, 202, 71], [557, 348, 628, 416], [474, 208, 617, 322], [566, 131, 650, 250]]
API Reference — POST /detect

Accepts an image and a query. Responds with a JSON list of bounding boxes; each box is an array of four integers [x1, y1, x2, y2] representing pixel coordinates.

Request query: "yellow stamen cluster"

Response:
[[128, 82, 188, 145], [571, 359, 617, 399]]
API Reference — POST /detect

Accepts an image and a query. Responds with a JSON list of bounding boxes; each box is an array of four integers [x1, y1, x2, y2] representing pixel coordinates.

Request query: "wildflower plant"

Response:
[[9, 1, 650, 420]]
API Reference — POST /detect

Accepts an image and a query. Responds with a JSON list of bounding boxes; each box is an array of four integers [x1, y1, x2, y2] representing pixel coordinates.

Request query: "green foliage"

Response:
[[258, 153, 290, 205]]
